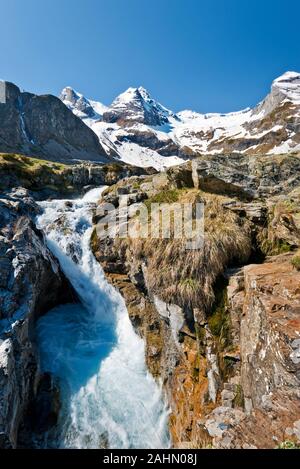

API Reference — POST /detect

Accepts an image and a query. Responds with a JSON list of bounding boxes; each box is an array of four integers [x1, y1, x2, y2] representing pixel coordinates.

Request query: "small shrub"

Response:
[[291, 255, 300, 271], [259, 237, 292, 256], [276, 440, 300, 449]]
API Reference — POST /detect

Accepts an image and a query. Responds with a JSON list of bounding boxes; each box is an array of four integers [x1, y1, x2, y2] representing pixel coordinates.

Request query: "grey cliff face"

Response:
[[0, 188, 74, 448], [191, 153, 300, 198], [0, 81, 108, 163]]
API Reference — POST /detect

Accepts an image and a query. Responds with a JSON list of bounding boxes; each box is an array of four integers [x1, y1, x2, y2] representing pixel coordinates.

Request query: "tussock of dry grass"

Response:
[[116, 193, 252, 311]]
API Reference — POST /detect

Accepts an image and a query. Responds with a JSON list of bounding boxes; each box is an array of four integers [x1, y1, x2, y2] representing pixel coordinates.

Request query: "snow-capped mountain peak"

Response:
[[136, 86, 175, 119], [272, 70, 300, 103], [113, 86, 140, 104], [60, 86, 83, 104], [60, 86, 91, 114], [59, 71, 300, 171], [252, 70, 300, 117], [102, 86, 176, 126], [60, 86, 107, 120]]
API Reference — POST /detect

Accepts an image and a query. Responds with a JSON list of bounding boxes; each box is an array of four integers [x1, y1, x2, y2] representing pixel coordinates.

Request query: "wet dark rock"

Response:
[[0, 191, 75, 448], [29, 373, 61, 433]]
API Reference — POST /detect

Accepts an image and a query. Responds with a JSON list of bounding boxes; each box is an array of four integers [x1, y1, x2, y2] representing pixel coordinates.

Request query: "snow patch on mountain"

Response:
[[112, 141, 184, 170], [87, 120, 185, 170], [273, 71, 300, 104]]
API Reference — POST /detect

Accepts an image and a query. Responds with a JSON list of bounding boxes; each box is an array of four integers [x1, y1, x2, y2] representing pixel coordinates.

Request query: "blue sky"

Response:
[[1, 0, 300, 113]]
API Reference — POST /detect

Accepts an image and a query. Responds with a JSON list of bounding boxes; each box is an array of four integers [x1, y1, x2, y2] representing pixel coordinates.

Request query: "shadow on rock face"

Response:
[[29, 373, 61, 434]]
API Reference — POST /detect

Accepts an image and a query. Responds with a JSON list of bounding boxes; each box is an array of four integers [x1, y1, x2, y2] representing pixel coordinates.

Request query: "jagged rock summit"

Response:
[[102, 86, 176, 126]]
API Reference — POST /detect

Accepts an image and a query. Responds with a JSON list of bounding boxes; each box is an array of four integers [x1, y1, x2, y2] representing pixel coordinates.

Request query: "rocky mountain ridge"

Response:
[[1, 72, 299, 170], [61, 71, 300, 170]]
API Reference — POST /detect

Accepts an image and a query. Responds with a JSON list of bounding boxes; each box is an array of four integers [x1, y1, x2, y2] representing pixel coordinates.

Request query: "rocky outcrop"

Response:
[[0, 188, 74, 448], [253, 71, 300, 117], [191, 153, 300, 198], [0, 81, 108, 163], [91, 161, 300, 449], [241, 256, 300, 411], [203, 254, 300, 448], [0, 153, 156, 199]]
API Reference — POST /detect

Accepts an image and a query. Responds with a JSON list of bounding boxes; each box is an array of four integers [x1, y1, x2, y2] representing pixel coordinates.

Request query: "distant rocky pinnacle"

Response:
[[0, 81, 108, 163], [60, 86, 97, 119]]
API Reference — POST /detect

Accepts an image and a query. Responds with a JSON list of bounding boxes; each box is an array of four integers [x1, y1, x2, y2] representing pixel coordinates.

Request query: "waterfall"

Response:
[[35, 187, 170, 449]]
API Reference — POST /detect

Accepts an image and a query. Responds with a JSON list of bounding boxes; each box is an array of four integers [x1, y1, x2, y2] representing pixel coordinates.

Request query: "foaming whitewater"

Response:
[[35, 187, 170, 449]]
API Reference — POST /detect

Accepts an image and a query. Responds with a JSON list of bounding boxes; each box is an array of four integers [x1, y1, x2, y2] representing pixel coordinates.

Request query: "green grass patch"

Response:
[[0, 153, 66, 172], [145, 188, 181, 209], [276, 440, 300, 449], [208, 278, 229, 339], [233, 384, 244, 408], [260, 238, 292, 256], [0, 152, 72, 192], [291, 255, 300, 271]]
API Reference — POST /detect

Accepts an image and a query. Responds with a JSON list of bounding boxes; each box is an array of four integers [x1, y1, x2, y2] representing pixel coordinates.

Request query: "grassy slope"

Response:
[[0, 153, 72, 193]]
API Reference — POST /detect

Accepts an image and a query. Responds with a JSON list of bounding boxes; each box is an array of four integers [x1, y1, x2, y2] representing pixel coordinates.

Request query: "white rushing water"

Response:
[[35, 187, 170, 449]]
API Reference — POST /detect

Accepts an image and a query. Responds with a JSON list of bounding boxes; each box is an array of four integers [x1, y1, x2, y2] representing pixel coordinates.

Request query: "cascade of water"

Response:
[[35, 187, 170, 449]]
